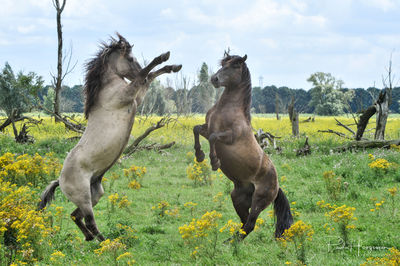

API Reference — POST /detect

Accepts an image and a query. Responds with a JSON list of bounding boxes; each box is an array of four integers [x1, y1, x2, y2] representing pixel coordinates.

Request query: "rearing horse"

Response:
[[39, 33, 181, 241], [193, 54, 292, 238]]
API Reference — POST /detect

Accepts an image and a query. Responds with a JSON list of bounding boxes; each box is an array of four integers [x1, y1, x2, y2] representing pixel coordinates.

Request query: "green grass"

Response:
[[0, 115, 399, 265]]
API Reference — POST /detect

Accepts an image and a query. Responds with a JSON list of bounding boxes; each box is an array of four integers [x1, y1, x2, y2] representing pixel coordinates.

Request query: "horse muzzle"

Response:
[[211, 74, 219, 88]]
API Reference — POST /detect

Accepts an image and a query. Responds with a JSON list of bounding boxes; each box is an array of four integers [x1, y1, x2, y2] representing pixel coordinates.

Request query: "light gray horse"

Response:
[[38, 33, 181, 241]]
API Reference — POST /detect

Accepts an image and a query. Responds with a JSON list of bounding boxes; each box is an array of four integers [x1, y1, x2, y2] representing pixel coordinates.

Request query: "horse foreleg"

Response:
[[193, 124, 208, 162], [147, 65, 182, 82], [208, 130, 233, 170], [139, 51, 171, 77]]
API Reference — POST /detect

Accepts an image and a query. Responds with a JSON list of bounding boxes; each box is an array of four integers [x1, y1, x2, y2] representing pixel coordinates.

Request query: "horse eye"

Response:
[[232, 63, 241, 68]]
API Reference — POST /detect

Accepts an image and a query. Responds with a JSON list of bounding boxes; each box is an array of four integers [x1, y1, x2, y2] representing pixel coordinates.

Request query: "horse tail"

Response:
[[38, 180, 60, 210], [273, 187, 293, 238]]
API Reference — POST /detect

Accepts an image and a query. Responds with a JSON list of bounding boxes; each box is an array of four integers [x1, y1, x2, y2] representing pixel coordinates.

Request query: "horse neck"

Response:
[[218, 82, 252, 121]]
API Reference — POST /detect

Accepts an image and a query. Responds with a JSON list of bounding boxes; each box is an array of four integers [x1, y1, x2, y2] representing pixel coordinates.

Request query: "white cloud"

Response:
[[363, 0, 398, 12], [17, 25, 36, 34]]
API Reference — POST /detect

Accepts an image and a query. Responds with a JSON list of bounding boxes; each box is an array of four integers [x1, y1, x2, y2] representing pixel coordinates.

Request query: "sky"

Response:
[[0, 0, 399, 90]]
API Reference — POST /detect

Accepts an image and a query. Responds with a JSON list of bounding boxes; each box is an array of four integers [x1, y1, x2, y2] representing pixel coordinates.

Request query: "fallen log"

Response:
[[334, 139, 400, 152]]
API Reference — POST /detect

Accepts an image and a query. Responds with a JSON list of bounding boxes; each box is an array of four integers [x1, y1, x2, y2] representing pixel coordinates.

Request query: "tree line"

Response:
[[1, 62, 399, 121]]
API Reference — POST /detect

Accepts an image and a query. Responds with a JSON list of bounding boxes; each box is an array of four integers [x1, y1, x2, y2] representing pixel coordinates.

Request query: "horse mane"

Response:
[[83, 33, 132, 119], [240, 63, 252, 122], [220, 55, 252, 122]]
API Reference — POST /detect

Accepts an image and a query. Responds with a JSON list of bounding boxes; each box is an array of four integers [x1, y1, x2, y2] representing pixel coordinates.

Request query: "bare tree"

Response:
[[288, 96, 299, 136], [51, 0, 76, 121], [375, 55, 394, 140], [275, 92, 280, 120]]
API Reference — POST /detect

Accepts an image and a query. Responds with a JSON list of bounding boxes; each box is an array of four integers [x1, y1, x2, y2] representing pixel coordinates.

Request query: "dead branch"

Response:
[[300, 117, 314, 123], [296, 137, 311, 156], [334, 118, 355, 135], [318, 129, 354, 140], [255, 129, 281, 150], [123, 116, 176, 156], [128, 141, 176, 153]]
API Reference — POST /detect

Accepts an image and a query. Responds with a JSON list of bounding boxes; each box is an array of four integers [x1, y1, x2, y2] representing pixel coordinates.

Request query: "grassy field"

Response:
[[0, 114, 399, 265]]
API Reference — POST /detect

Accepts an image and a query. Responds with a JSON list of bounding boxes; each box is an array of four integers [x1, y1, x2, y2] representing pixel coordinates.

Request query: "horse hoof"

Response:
[[97, 234, 106, 242], [85, 234, 95, 241], [172, 65, 182, 72], [195, 150, 205, 162], [160, 51, 170, 62], [211, 160, 220, 171]]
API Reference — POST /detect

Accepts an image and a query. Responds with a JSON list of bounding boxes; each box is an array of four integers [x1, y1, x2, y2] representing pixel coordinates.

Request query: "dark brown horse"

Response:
[[193, 54, 292, 238]]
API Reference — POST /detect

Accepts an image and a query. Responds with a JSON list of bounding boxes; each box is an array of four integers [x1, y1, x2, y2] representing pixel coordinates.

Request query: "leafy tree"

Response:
[[43, 87, 55, 114], [190, 63, 215, 113], [0, 62, 43, 117], [307, 72, 354, 115], [60, 85, 84, 112]]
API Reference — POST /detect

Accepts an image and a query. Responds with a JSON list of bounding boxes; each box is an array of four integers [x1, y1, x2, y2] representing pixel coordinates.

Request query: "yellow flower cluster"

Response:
[[361, 247, 400, 266], [124, 165, 147, 180], [254, 218, 265, 232], [94, 238, 126, 255], [326, 204, 357, 229], [179, 210, 222, 239], [368, 158, 394, 171], [387, 187, 398, 197], [50, 250, 65, 262], [184, 202, 198, 208], [279, 220, 314, 244], [0, 152, 61, 187], [316, 200, 337, 210], [322, 170, 342, 200], [219, 219, 246, 236], [165, 207, 180, 218], [151, 200, 171, 217], [116, 252, 136, 264], [390, 144, 400, 151], [186, 158, 213, 186], [0, 176, 52, 264], [116, 223, 138, 241], [123, 165, 146, 190], [108, 193, 131, 209], [128, 179, 141, 190], [370, 199, 385, 212]]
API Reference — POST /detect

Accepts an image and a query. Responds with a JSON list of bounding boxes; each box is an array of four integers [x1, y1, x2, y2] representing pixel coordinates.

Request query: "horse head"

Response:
[[211, 54, 248, 88], [105, 33, 142, 81]]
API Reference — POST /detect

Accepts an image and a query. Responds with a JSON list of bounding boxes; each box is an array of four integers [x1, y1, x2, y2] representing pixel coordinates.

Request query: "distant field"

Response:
[[0, 114, 399, 265]]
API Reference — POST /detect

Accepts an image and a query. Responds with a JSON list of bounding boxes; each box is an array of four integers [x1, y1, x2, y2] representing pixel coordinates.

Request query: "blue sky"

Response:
[[0, 0, 399, 90]]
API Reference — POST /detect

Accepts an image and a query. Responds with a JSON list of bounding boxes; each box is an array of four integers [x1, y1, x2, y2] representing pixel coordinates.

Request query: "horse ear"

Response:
[[224, 47, 231, 57], [242, 54, 247, 62]]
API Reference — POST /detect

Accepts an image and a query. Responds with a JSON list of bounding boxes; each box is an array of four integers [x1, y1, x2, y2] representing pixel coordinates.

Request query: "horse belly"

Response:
[[72, 113, 135, 175], [216, 141, 262, 182]]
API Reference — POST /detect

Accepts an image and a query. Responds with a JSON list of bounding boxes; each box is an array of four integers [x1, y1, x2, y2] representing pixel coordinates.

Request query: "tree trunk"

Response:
[[355, 105, 376, 140], [275, 92, 280, 120], [288, 97, 299, 136], [53, 0, 66, 122], [374, 91, 389, 140]]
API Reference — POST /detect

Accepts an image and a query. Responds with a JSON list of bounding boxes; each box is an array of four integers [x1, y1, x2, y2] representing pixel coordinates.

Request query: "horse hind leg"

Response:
[[71, 208, 94, 241], [231, 182, 254, 226], [63, 177, 105, 241], [83, 179, 106, 241], [242, 183, 278, 238]]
